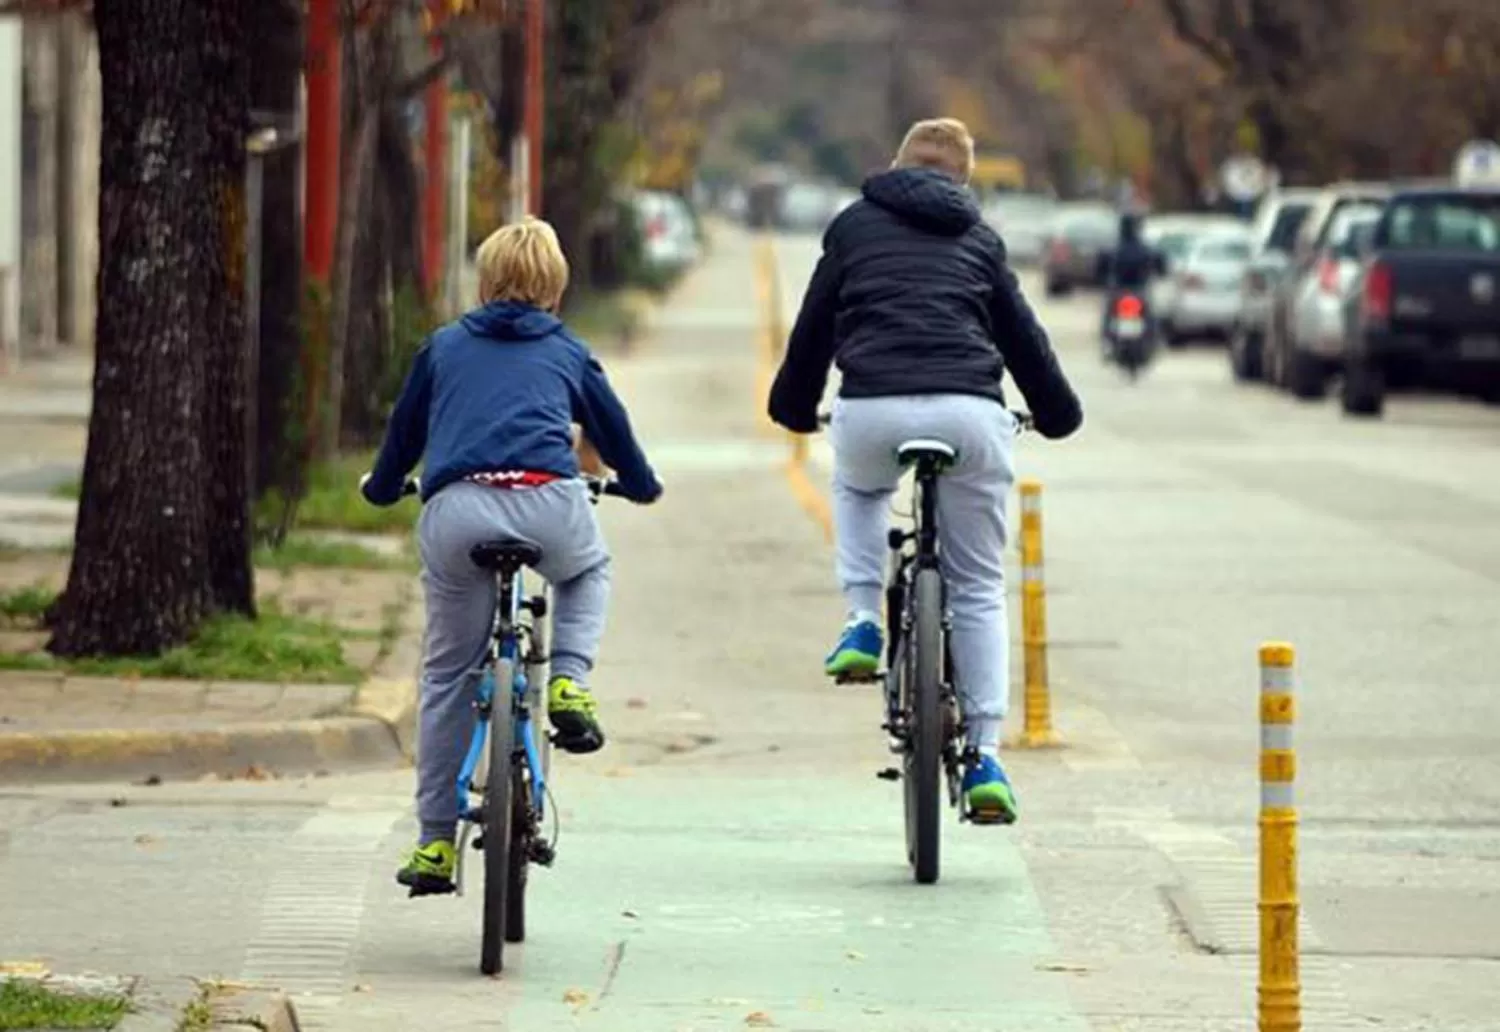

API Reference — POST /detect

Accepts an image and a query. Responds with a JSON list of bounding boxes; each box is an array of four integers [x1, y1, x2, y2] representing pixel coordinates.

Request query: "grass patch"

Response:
[[0, 600, 362, 684], [49, 478, 81, 501], [0, 978, 131, 1029], [253, 533, 410, 571], [263, 451, 419, 535], [565, 289, 647, 346], [0, 585, 54, 622]]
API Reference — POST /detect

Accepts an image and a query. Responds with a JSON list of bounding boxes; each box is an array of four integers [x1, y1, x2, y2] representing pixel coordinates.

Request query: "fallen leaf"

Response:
[[602, 767, 633, 778], [141, 774, 163, 787], [243, 765, 270, 782], [352, 983, 372, 993], [108, 797, 128, 808], [844, 949, 865, 961], [745, 1012, 775, 1027], [562, 988, 590, 1007], [621, 909, 640, 919], [626, 697, 647, 709], [0, 961, 49, 977], [134, 834, 156, 846], [1036, 962, 1090, 974]]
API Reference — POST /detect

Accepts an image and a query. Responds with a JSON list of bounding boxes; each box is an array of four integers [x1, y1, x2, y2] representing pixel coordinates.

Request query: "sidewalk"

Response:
[[0, 545, 424, 784]]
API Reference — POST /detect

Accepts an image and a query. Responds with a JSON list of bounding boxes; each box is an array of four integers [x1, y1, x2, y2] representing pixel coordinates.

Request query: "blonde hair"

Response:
[[475, 217, 570, 310], [893, 117, 975, 184]]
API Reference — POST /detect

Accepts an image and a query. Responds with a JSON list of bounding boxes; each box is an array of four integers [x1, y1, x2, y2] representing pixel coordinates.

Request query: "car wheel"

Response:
[[1287, 349, 1328, 400], [1341, 355, 1386, 417], [1230, 328, 1263, 382], [1161, 321, 1186, 349], [1045, 278, 1069, 298]]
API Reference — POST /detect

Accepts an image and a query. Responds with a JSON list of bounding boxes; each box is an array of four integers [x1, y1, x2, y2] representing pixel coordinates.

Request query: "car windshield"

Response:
[[1327, 207, 1381, 250], [1383, 196, 1500, 251], [1062, 212, 1116, 240], [1266, 203, 1312, 251], [1153, 232, 1195, 258]]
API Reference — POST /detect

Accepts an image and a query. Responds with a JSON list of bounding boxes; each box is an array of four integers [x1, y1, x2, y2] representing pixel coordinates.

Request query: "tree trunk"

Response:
[[250, 0, 305, 507], [50, 0, 252, 656]]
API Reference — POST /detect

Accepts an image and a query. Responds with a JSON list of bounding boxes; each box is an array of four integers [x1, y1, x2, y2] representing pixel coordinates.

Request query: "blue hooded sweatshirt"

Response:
[[362, 301, 661, 506]]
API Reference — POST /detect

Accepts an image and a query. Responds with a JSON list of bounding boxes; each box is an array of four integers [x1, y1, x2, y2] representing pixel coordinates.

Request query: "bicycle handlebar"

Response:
[[815, 409, 1033, 432], [359, 473, 629, 502]]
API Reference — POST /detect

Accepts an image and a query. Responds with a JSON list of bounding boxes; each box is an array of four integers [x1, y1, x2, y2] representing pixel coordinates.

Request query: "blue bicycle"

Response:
[[393, 474, 622, 975]]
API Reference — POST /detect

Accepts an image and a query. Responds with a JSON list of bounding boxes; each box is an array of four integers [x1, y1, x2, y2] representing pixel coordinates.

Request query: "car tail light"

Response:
[[1049, 239, 1071, 263], [1316, 254, 1340, 295], [1363, 260, 1392, 320], [1247, 271, 1268, 293], [645, 215, 666, 240], [1181, 272, 1206, 291], [1114, 294, 1144, 318]]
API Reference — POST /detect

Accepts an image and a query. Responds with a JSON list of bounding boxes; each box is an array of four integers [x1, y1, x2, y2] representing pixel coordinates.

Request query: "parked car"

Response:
[[1143, 213, 1244, 337], [1042, 204, 1118, 295], [1263, 182, 1392, 388], [1156, 227, 1254, 345], [1338, 184, 1500, 416], [1230, 188, 1320, 380], [1270, 203, 1384, 398], [781, 182, 839, 233], [631, 190, 700, 272], [984, 192, 1058, 266]]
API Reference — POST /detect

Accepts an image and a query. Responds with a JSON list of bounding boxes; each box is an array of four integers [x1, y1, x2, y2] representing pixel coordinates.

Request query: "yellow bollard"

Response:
[[1258, 642, 1301, 1032], [1017, 480, 1056, 748]]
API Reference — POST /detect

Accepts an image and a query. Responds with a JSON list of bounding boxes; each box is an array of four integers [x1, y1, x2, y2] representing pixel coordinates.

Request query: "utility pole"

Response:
[[0, 15, 20, 370], [423, 0, 449, 299], [304, 0, 340, 287], [524, 0, 544, 216]]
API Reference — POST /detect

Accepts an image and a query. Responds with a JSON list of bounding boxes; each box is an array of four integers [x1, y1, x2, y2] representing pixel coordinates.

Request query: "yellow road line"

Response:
[[755, 234, 833, 541]]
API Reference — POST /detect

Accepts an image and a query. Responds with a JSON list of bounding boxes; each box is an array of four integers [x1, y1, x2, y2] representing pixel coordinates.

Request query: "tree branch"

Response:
[[1157, 0, 1234, 67], [394, 52, 455, 98]]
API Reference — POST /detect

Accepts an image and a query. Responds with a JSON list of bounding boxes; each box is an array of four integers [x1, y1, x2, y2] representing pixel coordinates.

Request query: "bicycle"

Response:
[[383, 473, 624, 975], [819, 408, 1033, 885]]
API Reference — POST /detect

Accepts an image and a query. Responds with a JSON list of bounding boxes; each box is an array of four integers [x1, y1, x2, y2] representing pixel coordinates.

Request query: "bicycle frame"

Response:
[[452, 569, 548, 892]]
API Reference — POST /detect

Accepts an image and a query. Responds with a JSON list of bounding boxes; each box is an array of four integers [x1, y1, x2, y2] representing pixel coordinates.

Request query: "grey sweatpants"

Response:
[[829, 394, 1020, 751], [414, 479, 610, 842]]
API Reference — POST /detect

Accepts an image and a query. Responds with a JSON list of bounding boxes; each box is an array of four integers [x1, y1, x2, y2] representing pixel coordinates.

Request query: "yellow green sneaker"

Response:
[[548, 676, 605, 754], [396, 840, 456, 895]]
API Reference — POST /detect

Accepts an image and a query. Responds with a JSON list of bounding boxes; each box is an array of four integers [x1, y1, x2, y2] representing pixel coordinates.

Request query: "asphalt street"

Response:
[[3, 223, 1500, 1030]]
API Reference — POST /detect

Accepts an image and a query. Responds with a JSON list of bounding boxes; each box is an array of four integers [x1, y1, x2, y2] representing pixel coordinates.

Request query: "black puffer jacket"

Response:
[[767, 168, 1082, 439]]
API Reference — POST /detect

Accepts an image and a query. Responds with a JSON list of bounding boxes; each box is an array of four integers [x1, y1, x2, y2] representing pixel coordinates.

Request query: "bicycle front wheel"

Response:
[[480, 659, 516, 975], [905, 567, 944, 885]]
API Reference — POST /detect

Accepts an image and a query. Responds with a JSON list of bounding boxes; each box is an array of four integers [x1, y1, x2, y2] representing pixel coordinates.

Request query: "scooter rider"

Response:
[[1099, 211, 1160, 359]]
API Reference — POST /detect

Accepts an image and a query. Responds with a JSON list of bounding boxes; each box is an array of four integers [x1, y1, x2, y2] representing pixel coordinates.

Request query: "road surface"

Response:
[[3, 222, 1500, 1031]]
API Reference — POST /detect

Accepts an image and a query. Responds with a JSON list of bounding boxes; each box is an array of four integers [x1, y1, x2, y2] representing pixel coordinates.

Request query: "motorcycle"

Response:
[[1104, 292, 1155, 380]]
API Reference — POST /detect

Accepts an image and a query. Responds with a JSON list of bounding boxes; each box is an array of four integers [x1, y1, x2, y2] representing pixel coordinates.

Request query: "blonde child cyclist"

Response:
[[768, 119, 1082, 824], [362, 218, 662, 894]]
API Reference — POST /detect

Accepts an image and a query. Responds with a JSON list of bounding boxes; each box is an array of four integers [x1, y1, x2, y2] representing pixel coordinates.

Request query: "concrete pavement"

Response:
[[2, 223, 1499, 1029]]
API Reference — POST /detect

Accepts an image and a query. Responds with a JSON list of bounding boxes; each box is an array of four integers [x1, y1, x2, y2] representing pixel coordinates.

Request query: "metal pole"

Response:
[[445, 114, 471, 318], [1259, 642, 1301, 1032], [1018, 481, 1057, 748], [0, 15, 22, 368], [524, 0, 544, 215]]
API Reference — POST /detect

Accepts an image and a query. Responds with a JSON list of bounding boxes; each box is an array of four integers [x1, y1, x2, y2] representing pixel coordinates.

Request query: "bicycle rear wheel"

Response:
[[905, 567, 944, 885], [504, 762, 529, 943], [480, 659, 516, 975]]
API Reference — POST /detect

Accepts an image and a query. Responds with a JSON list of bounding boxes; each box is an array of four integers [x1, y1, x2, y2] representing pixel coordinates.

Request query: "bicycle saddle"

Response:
[[469, 539, 544, 572], [896, 439, 958, 467]]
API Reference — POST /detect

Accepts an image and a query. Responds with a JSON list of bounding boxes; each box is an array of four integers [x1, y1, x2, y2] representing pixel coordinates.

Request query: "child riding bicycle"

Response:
[[362, 217, 663, 892], [768, 118, 1083, 823]]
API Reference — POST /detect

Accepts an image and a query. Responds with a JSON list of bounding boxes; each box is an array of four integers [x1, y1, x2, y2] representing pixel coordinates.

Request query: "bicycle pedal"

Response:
[[876, 767, 901, 781], [834, 669, 883, 686], [965, 807, 1016, 827], [403, 877, 457, 898]]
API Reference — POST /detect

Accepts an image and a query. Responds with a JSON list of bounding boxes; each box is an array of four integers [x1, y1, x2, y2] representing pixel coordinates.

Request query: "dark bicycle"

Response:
[[388, 474, 623, 975], [821, 409, 1032, 885]]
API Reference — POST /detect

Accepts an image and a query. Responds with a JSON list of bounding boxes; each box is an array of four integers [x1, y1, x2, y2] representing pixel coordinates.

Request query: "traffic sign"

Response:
[[1220, 154, 1269, 202], [1454, 139, 1500, 187]]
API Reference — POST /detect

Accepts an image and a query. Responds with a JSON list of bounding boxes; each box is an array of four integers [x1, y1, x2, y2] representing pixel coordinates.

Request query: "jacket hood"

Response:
[[461, 300, 562, 341], [861, 168, 981, 236]]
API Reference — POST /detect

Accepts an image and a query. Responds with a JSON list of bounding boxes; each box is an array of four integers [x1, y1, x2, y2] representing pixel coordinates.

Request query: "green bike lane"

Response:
[[329, 225, 1106, 1031]]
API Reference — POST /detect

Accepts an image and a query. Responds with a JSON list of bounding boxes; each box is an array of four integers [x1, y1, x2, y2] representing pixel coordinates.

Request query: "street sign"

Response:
[[1220, 154, 1269, 202], [1454, 139, 1500, 187]]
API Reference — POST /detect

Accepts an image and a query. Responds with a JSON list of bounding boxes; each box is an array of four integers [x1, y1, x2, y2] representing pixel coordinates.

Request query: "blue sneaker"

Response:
[[824, 619, 882, 679], [963, 754, 1018, 824]]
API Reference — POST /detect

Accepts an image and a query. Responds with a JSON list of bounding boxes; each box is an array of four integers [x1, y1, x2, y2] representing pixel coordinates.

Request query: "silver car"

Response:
[[1157, 228, 1254, 345], [1230, 189, 1319, 381], [1275, 204, 1383, 398], [984, 193, 1057, 266], [1143, 214, 1244, 328]]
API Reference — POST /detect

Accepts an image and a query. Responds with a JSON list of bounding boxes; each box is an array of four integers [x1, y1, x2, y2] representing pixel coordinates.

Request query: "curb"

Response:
[[0, 576, 423, 785]]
